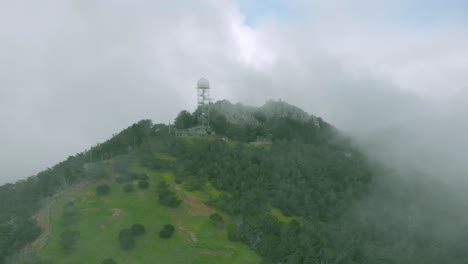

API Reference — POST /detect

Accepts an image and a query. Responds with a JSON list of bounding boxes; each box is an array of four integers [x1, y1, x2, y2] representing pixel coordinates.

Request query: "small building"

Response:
[[175, 126, 211, 137]]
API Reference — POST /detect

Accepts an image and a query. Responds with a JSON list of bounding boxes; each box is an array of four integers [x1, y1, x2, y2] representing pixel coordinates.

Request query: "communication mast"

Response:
[[197, 78, 211, 127]]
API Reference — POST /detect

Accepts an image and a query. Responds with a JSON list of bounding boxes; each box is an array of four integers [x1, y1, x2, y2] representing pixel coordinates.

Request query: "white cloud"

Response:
[[0, 0, 467, 184]]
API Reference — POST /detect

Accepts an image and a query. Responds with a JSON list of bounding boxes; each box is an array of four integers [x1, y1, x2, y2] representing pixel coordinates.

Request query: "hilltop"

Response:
[[1, 100, 468, 264]]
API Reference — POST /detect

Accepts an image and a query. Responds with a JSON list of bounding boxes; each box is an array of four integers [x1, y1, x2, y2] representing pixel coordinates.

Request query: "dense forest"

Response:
[[1, 100, 468, 263]]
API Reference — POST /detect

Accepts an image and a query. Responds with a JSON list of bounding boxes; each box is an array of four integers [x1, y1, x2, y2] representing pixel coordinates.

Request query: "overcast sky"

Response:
[[1, 0, 467, 184]]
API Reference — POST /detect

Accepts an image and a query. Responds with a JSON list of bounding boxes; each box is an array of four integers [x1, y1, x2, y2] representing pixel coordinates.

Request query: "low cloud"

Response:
[[0, 0, 467, 185]]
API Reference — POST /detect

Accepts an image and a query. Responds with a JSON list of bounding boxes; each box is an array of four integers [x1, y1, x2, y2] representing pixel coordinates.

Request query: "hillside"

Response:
[[2, 100, 468, 264], [38, 163, 258, 264]]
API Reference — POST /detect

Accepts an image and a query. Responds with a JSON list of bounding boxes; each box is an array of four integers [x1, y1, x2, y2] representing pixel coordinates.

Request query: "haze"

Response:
[[1, 0, 467, 185]]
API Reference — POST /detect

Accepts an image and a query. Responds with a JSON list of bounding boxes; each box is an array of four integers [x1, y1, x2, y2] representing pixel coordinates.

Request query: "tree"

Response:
[[123, 184, 134, 193], [210, 112, 228, 135], [159, 224, 175, 239], [138, 181, 149, 189], [158, 190, 181, 208], [157, 180, 181, 208], [96, 184, 110, 195], [131, 224, 146, 236], [174, 110, 195, 129], [60, 230, 80, 252]]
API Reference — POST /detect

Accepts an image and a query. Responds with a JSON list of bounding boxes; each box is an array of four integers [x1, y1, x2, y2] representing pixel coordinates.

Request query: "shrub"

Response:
[[159, 224, 175, 239], [130, 224, 146, 236], [123, 184, 134, 193], [101, 258, 117, 264], [138, 180, 149, 189], [158, 190, 181, 208], [157, 180, 181, 208], [96, 184, 110, 195]]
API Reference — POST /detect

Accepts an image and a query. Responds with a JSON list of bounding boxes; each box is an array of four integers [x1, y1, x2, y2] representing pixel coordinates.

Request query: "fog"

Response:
[[1, 0, 468, 187]]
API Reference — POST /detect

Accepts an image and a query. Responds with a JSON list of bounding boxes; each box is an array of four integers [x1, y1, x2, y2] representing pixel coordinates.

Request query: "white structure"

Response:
[[197, 78, 211, 127]]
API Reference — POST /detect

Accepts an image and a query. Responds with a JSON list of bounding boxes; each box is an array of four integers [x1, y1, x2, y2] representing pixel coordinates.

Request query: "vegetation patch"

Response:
[[271, 208, 294, 223], [155, 153, 176, 162], [40, 169, 259, 264], [159, 224, 175, 239], [157, 180, 181, 208]]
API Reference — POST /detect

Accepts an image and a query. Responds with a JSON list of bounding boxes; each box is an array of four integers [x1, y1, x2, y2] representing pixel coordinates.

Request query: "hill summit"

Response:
[[1, 100, 466, 264]]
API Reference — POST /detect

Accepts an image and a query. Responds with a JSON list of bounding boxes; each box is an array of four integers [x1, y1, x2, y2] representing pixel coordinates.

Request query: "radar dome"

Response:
[[197, 78, 210, 89]]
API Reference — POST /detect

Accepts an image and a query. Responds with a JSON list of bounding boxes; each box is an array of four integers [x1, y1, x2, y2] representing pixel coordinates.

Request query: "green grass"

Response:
[[40, 169, 260, 264], [271, 208, 294, 223], [155, 153, 176, 163]]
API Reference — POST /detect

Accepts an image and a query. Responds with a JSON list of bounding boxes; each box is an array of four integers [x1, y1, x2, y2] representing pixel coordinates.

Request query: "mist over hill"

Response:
[[1, 100, 468, 264]]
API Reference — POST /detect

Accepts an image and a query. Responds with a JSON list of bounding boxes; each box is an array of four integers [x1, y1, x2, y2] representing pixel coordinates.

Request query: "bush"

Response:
[[157, 179, 181, 208], [159, 224, 175, 239], [130, 224, 146, 236], [101, 258, 117, 264], [96, 184, 110, 195], [158, 190, 181, 208], [123, 184, 134, 193], [138, 180, 149, 189]]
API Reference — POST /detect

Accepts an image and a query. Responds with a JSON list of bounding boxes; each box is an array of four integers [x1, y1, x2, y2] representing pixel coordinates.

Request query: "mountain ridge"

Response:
[[1, 100, 467, 264]]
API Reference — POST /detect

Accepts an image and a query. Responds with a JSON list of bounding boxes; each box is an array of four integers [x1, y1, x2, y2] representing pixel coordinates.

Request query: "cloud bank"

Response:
[[0, 0, 467, 184]]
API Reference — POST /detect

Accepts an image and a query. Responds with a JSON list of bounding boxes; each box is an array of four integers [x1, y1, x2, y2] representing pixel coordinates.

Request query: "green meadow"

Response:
[[40, 167, 259, 264]]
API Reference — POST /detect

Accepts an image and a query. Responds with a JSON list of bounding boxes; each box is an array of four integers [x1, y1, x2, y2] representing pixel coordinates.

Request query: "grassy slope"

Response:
[[40, 163, 259, 264]]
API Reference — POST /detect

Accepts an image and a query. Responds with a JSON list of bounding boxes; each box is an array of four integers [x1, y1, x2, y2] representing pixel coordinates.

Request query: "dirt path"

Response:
[[178, 219, 198, 242], [111, 208, 125, 221], [183, 193, 216, 216]]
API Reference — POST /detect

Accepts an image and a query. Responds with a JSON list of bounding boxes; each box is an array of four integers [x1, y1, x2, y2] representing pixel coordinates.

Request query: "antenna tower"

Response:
[[196, 78, 211, 127]]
